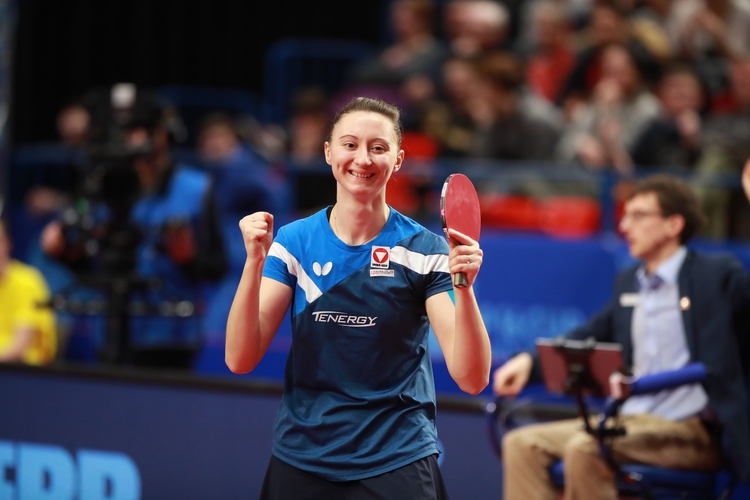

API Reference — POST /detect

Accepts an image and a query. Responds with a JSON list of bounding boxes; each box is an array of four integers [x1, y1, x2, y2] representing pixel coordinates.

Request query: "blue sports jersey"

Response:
[[263, 207, 453, 481]]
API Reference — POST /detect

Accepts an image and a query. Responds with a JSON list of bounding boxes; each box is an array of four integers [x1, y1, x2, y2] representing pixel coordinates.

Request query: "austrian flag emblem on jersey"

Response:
[[370, 246, 390, 268], [370, 246, 394, 277]]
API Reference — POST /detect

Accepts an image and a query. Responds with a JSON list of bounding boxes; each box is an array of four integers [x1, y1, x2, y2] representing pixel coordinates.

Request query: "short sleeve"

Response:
[[262, 228, 296, 289], [423, 237, 452, 299]]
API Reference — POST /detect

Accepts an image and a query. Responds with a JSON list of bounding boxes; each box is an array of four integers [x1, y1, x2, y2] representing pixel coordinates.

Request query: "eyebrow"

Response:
[[337, 134, 391, 144]]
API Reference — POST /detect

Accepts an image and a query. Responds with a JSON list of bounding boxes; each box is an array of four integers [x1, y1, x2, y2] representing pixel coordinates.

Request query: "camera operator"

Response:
[[40, 84, 227, 370]]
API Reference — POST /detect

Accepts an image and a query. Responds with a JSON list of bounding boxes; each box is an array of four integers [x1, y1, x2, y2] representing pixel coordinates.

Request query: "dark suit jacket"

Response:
[[532, 251, 750, 482]]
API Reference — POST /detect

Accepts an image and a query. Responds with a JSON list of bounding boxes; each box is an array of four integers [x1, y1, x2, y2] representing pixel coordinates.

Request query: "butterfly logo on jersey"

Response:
[[312, 262, 333, 276]]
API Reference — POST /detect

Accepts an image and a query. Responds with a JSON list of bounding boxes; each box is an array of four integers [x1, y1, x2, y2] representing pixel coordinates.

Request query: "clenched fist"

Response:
[[239, 212, 274, 262]]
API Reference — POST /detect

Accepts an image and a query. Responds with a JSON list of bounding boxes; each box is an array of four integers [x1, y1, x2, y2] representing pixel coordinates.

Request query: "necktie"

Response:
[[645, 274, 663, 291]]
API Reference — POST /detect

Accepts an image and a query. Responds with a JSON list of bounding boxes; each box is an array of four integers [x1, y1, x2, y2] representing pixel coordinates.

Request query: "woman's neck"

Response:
[[330, 201, 390, 246]]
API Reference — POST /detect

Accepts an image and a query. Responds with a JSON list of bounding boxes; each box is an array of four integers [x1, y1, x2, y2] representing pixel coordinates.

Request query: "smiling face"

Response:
[[324, 110, 404, 203], [619, 192, 684, 269]]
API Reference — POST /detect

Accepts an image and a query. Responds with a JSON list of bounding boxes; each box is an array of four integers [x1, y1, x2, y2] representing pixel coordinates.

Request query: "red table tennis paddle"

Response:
[[440, 173, 481, 288]]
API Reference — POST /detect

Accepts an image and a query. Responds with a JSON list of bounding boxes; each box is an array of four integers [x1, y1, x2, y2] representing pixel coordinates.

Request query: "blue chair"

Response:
[[486, 363, 739, 500]]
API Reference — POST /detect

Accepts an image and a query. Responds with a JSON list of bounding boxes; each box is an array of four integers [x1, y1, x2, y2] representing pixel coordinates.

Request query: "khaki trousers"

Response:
[[502, 414, 722, 500]]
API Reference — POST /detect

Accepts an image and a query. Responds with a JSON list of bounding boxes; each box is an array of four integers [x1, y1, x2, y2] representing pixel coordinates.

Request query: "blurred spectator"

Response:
[[693, 57, 750, 238], [444, 0, 512, 58], [345, 0, 448, 135], [56, 101, 91, 148], [630, 0, 687, 62], [24, 185, 73, 221], [624, 0, 674, 63], [703, 58, 750, 155], [515, 0, 594, 52], [468, 51, 561, 162], [522, 0, 578, 104], [419, 50, 561, 161], [196, 112, 279, 270], [630, 63, 708, 168], [708, 52, 750, 114], [556, 42, 662, 173], [557, 0, 663, 114], [192, 113, 280, 346], [197, 112, 248, 166], [0, 217, 56, 365], [420, 54, 483, 157], [671, 0, 750, 96], [41, 84, 227, 369], [286, 88, 330, 165], [284, 88, 339, 216], [348, 0, 447, 89], [24, 101, 90, 219]]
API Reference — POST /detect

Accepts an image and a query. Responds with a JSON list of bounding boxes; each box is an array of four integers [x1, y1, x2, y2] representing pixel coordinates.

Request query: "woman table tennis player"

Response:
[[225, 96, 491, 500]]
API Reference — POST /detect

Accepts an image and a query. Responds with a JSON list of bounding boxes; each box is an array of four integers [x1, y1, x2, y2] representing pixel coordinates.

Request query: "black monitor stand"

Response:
[[551, 337, 625, 439]]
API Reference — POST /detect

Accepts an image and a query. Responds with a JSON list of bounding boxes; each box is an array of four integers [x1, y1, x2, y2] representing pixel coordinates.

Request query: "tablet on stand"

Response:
[[536, 337, 626, 437]]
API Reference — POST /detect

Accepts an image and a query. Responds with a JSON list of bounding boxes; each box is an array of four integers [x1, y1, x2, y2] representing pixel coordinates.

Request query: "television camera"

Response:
[[50, 84, 195, 364]]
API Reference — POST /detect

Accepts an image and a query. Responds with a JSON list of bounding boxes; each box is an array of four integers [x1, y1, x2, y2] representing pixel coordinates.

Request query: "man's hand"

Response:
[[743, 159, 750, 204], [492, 352, 533, 397], [162, 221, 196, 265], [40, 221, 66, 258]]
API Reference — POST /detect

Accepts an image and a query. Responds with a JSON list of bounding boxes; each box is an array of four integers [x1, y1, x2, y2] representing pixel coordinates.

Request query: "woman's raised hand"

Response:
[[239, 212, 274, 262]]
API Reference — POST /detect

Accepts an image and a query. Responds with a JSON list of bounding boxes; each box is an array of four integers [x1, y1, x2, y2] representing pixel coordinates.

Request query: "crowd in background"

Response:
[[23, 0, 750, 241], [272, 0, 750, 239], [5, 0, 750, 366]]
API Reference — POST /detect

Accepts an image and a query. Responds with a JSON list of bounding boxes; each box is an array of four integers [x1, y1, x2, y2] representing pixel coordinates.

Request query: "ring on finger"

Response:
[[467, 256, 471, 265]]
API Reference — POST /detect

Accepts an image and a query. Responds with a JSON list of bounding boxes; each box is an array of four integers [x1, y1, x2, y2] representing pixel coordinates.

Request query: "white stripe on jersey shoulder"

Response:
[[389, 246, 449, 275], [268, 242, 322, 303]]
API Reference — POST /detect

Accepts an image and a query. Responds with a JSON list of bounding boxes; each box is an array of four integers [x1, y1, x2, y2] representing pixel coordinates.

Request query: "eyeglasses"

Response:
[[620, 210, 665, 223]]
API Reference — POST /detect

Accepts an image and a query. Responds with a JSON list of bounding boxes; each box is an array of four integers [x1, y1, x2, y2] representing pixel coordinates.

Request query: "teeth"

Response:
[[351, 171, 372, 178]]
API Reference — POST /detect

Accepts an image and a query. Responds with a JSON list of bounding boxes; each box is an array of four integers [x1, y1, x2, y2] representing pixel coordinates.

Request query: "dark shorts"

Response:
[[259, 454, 450, 500]]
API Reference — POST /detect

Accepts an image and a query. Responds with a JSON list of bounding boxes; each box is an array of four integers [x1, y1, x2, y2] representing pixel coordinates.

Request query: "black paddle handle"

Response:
[[454, 272, 468, 288]]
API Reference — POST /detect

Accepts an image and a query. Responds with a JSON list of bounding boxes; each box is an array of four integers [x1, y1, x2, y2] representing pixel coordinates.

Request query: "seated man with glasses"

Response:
[[492, 171, 750, 499]]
